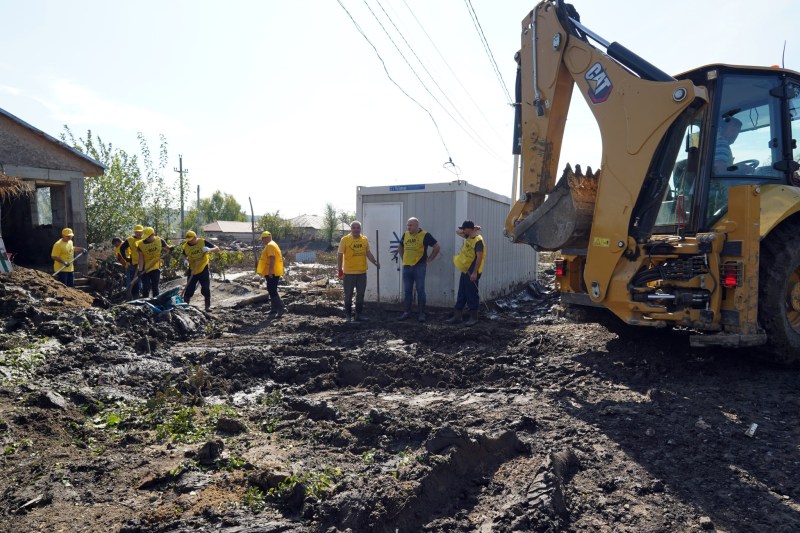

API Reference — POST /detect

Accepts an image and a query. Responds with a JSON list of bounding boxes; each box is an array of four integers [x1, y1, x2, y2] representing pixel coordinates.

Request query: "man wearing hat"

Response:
[[119, 224, 144, 298], [256, 230, 286, 317], [136, 226, 172, 298], [446, 220, 486, 326], [181, 230, 220, 311], [51, 227, 86, 287]]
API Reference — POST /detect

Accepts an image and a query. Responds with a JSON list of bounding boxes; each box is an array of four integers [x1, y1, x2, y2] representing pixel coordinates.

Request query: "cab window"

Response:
[[706, 74, 784, 224]]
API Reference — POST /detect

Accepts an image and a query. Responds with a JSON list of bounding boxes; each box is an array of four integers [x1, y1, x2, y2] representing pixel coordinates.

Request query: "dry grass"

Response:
[[0, 174, 30, 201]]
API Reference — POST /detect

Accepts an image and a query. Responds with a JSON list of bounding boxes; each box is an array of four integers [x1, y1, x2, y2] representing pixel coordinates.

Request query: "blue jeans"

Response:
[[455, 271, 481, 312], [402, 263, 427, 312]]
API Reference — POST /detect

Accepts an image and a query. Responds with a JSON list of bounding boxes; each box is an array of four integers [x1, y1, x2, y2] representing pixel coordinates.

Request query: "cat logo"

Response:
[[585, 62, 612, 104]]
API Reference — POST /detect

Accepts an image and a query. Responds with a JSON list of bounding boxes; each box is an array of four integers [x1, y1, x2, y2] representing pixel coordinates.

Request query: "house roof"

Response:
[[202, 220, 255, 234], [0, 107, 105, 176], [290, 214, 349, 231]]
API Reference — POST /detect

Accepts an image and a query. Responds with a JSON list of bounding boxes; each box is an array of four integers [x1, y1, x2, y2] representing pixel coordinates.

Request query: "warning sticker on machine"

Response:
[[593, 237, 610, 247]]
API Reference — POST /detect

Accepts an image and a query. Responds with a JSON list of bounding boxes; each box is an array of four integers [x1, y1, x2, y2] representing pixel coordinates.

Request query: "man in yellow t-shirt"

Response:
[[51, 227, 86, 287], [256, 231, 286, 317], [181, 230, 220, 311], [337, 220, 379, 322], [446, 220, 486, 326], [136, 226, 173, 298]]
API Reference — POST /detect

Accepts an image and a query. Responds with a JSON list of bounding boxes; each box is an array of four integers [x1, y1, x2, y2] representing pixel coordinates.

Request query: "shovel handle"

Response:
[[375, 230, 380, 306], [53, 251, 85, 276]]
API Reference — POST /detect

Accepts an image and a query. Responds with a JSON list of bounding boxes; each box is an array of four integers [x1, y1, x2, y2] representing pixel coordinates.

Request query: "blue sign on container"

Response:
[[389, 184, 426, 191]]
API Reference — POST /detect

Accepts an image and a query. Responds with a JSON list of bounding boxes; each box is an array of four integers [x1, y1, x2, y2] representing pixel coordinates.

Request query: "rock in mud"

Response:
[[216, 416, 247, 434], [284, 397, 339, 421], [28, 390, 70, 410], [195, 438, 224, 466], [248, 465, 291, 492]]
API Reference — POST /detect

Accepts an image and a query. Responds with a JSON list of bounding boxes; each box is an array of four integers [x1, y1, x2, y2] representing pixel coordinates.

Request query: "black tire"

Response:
[[758, 220, 800, 364]]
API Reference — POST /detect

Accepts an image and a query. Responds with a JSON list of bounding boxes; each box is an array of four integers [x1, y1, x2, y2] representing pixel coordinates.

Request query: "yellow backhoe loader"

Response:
[[505, 0, 800, 363]]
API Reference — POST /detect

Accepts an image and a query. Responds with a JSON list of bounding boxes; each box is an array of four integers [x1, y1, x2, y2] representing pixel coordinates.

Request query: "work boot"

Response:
[[205, 305, 211, 312], [399, 312, 411, 321], [418, 312, 426, 323], [445, 313, 462, 324], [464, 315, 478, 327], [275, 307, 285, 318]]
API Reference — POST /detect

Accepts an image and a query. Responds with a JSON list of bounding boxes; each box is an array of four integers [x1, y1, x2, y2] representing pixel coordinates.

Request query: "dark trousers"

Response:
[[455, 271, 481, 312], [56, 271, 74, 287], [125, 264, 141, 297], [343, 273, 367, 316], [402, 263, 427, 312], [141, 270, 162, 298], [266, 275, 284, 312], [184, 266, 211, 308]]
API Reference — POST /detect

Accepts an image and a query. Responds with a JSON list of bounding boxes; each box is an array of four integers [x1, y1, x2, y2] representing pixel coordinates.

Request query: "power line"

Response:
[[401, 0, 506, 147], [361, 0, 483, 159], [372, 0, 503, 160], [464, 0, 512, 104], [336, 0, 452, 160]]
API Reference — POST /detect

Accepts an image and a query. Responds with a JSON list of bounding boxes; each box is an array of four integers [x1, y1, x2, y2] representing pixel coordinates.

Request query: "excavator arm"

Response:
[[505, 0, 707, 302]]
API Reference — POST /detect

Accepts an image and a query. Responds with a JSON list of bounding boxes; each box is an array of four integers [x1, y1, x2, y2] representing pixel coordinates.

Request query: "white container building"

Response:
[[356, 181, 537, 308]]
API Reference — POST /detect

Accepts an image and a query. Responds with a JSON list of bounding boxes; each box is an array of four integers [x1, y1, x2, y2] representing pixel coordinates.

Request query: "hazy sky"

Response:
[[2, 0, 798, 220]]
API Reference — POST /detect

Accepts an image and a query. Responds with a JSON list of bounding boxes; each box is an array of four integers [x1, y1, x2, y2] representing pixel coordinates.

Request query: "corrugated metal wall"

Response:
[[358, 182, 537, 308]]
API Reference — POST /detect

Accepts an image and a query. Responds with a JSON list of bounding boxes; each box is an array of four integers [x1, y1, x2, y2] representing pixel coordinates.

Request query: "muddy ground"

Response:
[[0, 261, 799, 533]]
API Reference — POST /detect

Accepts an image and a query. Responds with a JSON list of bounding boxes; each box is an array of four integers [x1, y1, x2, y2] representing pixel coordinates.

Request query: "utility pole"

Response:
[[196, 185, 201, 232], [173, 155, 189, 237]]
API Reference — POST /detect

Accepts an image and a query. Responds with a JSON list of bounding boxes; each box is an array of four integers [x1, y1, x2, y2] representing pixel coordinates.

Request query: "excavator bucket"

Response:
[[512, 164, 598, 251]]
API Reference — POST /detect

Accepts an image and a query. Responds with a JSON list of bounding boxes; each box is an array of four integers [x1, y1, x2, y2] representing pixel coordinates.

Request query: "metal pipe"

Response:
[[531, 16, 544, 116]]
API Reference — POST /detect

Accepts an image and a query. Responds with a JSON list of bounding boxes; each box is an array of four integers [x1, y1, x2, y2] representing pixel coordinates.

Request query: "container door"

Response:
[[362, 202, 403, 303]]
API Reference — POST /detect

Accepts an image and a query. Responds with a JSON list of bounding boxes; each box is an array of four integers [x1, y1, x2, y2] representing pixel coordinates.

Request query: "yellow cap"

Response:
[[61, 227, 74, 237], [185, 230, 197, 240], [133, 224, 144, 232], [260, 231, 272, 238], [142, 227, 155, 239]]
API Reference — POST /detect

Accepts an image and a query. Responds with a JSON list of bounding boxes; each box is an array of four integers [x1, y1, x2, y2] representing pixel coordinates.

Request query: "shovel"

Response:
[[124, 257, 162, 299], [375, 229, 382, 319], [53, 251, 85, 276]]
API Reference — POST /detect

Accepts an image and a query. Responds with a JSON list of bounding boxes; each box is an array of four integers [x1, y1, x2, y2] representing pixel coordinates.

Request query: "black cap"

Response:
[[458, 220, 475, 230]]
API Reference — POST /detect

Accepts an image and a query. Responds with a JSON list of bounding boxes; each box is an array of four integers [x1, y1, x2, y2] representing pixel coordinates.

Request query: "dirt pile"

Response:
[[1, 271, 799, 532], [0, 267, 94, 310]]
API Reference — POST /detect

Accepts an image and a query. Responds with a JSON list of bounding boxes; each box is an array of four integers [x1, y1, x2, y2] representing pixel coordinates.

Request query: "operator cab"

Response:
[[652, 65, 800, 234]]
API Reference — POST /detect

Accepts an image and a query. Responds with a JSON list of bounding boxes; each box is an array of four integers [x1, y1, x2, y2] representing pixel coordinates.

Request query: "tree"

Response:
[[199, 191, 247, 223], [139, 133, 172, 237], [338, 209, 356, 226], [61, 127, 146, 243], [321, 203, 339, 246], [257, 211, 293, 240]]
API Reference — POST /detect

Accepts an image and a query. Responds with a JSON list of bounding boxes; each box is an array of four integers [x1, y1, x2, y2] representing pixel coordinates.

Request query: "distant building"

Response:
[[0, 107, 105, 273], [201, 220, 256, 242], [289, 214, 349, 240]]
